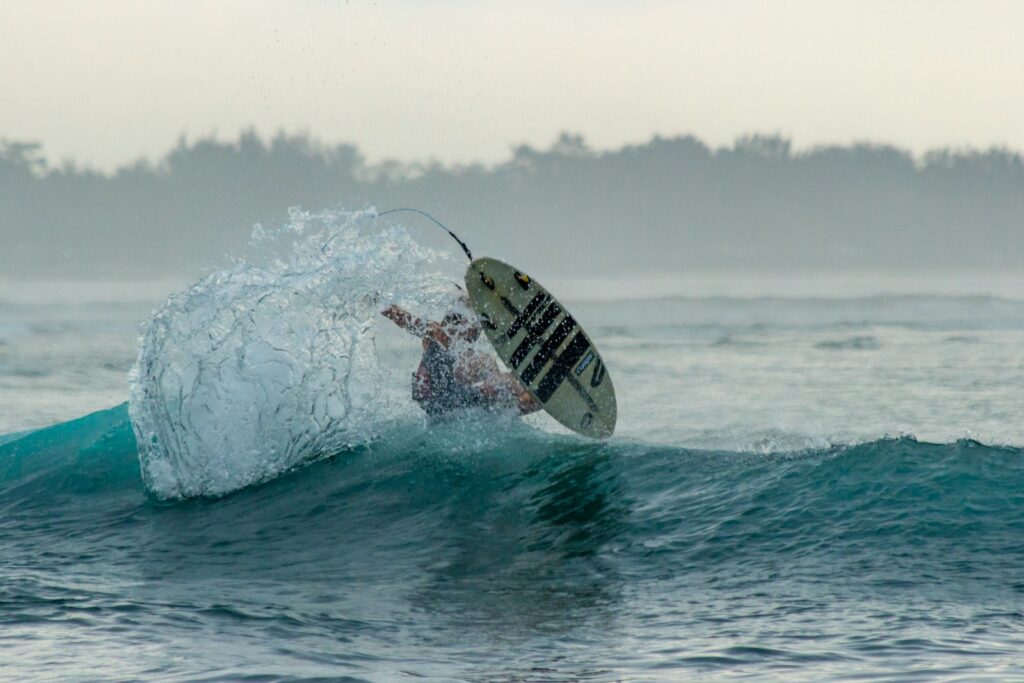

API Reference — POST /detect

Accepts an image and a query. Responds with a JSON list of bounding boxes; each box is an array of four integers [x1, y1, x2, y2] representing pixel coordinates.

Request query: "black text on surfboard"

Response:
[[505, 292, 549, 339], [505, 299, 593, 404], [508, 301, 562, 368]]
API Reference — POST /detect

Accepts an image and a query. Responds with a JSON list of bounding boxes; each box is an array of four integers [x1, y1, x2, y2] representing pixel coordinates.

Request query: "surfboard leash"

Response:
[[377, 208, 473, 262]]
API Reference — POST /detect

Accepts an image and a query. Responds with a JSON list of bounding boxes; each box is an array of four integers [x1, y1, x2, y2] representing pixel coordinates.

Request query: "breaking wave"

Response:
[[127, 209, 461, 498]]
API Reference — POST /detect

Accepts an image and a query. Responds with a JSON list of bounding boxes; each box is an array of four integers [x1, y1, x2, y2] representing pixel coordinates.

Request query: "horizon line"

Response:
[[4, 128, 1023, 177]]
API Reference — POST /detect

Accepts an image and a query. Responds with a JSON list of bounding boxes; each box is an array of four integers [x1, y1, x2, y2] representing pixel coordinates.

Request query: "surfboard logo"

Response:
[[514, 272, 531, 290], [480, 272, 495, 290], [575, 351, 595, 376]]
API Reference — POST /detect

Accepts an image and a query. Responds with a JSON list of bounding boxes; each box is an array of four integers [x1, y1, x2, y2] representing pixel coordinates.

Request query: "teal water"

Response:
[[1, 404, 1022, 681], [2, 214, 1023, 680]]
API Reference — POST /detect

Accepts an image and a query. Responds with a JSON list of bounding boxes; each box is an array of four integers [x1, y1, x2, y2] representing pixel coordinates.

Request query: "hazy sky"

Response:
[[2, 0, 1022, 169]]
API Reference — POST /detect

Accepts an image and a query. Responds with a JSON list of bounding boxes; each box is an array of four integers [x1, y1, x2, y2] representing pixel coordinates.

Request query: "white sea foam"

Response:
[[128, 209, 458, 498]]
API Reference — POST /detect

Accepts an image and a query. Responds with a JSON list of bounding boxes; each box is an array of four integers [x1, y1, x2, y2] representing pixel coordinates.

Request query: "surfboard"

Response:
[[464, 257, 616, 438]]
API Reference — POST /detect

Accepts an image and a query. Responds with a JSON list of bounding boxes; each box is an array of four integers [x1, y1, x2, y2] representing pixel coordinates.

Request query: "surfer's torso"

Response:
[[412, 339, 492, 418], [381, 300, 541, 419]]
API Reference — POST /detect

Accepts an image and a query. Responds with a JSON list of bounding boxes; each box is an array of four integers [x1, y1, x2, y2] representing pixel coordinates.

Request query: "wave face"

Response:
[[128, 210, 458, 498], [1, 405, 1022, 681]]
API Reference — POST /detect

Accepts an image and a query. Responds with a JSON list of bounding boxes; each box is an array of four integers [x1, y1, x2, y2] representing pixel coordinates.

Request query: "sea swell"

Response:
[[2, 404, 1022, 680], [2, 403, 1021, 571], [4, 209, 1024, 679]]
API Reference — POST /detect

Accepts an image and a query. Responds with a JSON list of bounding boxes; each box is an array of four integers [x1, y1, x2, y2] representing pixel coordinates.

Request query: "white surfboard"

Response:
[[464, 257, 616, 438]]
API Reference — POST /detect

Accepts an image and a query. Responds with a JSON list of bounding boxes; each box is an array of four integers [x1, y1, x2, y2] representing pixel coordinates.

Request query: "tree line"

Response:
[[2, 130, 1022, 277]]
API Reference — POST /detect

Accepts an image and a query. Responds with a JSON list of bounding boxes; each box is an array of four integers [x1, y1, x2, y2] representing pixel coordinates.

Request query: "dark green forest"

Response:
[[2, 131, 1022, 277]]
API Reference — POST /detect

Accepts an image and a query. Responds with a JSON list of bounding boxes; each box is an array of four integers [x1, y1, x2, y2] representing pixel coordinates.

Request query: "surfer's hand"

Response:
[[381, 305, 404, 328], [383, 305, 431, 338], [517, 388, 542, 414]]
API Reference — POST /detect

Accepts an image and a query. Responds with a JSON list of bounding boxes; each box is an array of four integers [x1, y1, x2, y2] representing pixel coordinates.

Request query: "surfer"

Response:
[[382, 298, 541, 418]]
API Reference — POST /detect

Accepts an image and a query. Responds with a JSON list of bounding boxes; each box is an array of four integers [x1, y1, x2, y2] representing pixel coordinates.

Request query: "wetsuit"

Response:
[[412, 339, 492, 418]]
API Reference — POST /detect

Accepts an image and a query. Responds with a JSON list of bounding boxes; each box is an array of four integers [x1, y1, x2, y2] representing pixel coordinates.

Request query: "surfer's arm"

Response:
[[455, 353, 542, 414], [482, 371, 541, 415], [381, 305, 428, 337], [381, 305, 454, 347]]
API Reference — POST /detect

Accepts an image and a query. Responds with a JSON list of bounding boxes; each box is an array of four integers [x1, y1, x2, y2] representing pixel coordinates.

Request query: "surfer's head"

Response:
[[441, 295, 480, 342]]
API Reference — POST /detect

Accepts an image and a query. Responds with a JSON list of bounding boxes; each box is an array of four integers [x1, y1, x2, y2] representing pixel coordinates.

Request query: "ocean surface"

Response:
[[2, 212, 1023, 681]]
